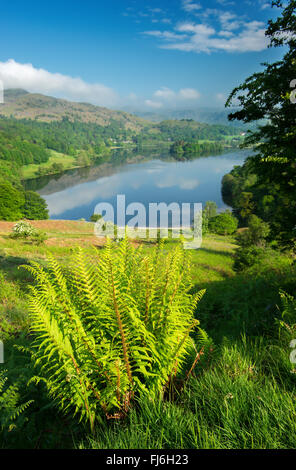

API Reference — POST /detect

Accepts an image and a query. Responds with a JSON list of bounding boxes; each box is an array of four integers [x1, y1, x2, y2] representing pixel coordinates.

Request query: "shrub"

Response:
[[208, 211, 238, 235], [11, 221, 36, 238], [233, 246, 266, 272], [29, 230, 48, 245], [21, 238, 206, 431], [236, 215, 270, 248], [90, 214, 103, 223], [10, 221, 47, 245]]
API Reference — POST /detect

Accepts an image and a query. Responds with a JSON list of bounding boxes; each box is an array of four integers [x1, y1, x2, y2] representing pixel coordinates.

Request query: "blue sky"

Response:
[[0, 0, 284, 109]]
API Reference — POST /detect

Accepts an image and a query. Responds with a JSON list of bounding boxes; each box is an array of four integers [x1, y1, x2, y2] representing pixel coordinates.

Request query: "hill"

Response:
[[125, 107, 261, 130], [124, 107, 236, 125], [0, 89, 146, 131], [0, 90, 246, 135], [0, 90, 244, 187]]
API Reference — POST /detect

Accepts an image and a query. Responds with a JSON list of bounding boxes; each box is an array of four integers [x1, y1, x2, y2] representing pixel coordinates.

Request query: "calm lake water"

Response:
[[29, 150, 248, 221]]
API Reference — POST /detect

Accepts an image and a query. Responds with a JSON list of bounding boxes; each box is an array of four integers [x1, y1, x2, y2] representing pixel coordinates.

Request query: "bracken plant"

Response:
[[21, 237, 206, 431]]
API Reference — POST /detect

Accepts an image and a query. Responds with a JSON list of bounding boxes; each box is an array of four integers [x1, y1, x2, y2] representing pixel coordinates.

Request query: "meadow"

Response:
[[0, 220, 295, 449]]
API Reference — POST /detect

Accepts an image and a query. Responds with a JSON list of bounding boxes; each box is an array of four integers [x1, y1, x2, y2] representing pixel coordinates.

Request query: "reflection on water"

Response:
[[25, 150, 249, 221]]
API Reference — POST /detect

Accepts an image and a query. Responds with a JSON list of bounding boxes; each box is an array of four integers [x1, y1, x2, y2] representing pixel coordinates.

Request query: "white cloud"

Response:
[[0, 59, 119, 107], [216, 0, 235, 5], [145, 99, 164, 109], [177, 23, 215, 36], [154, 87, 176, 100], [182, 0, 202, 13], [158, 20, 269, 53], [218, 30, 234, 38], [179, 88, 200, 99], [0, 58, 202, 111], [151, 86, 200, 106], [144, 30, 187, 41], [258, 0, 272, 10], [144, 3, 269, 54], [219, 12, 241, 31]]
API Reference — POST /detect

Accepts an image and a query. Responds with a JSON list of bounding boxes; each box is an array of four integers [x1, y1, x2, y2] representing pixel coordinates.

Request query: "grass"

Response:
[[0, 221, 295, 449], [79, 339, 296, 449], [21, 150, 78, 179]]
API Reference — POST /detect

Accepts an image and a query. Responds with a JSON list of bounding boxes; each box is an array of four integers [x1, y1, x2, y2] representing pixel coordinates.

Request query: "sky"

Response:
[[0, 0, 285, 110]]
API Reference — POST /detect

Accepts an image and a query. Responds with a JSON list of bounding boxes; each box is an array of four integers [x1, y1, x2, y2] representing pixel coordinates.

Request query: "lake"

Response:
[[27, 149, 249, 221]]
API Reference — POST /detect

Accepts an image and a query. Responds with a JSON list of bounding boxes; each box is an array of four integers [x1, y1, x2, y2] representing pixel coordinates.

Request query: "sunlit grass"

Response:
[[21, 150, 77, 179], [0, 222, 295, 448]]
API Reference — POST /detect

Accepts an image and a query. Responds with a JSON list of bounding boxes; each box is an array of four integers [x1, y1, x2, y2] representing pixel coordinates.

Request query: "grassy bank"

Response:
[[0, 221, 295, 449], [20, 138, 243, 181], [20, 150, 79, 180]]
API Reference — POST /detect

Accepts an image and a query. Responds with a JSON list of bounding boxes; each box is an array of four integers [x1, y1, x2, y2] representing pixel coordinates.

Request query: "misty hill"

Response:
[[0, 89, 244, 186], [0, 89, 147, 131], [123, 107, 238, 126], [0, 89, 246, 130], [0, 90, 244, 141], [124, 107, 260, 130]]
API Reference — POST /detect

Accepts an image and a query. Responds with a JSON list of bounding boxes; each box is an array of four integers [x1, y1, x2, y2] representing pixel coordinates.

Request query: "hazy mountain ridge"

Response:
[[1, 89, 147, 131], [1, 89, 245, 129], [123, 107, 243, 126]]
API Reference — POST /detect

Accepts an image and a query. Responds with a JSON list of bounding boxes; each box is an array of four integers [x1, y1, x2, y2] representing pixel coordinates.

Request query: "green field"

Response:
[[0, 221, 295, 449], [21, 150, 78, 180]]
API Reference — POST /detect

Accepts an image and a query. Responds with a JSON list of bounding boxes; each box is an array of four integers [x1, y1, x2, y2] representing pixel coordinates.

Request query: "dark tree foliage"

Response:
[[208, 211, 238, 236], [170, 140, 224, 159], [226, 1, 296, 247], [0, 182, 25, 221], [23, 191, 49, 220]]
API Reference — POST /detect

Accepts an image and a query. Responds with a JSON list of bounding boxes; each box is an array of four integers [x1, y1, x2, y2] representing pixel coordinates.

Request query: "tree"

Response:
[[23, 191, 49, 220], [202, 201, 217, 234], [77, 150, 91, 167], [0, 182, 24, 221], [90, 214, 103, 223], [236, 215, 270, 248], [204, 201, 217, 220], [50, 162, 64, 174], [226, 0, 296, 247], [208, 211, 238, 235]]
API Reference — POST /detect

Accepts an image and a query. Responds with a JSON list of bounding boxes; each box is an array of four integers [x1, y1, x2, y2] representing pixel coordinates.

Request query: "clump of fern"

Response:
[[21, 237, 206, 431], [0, 370, 33, 432], [278, 290, 296, 337]]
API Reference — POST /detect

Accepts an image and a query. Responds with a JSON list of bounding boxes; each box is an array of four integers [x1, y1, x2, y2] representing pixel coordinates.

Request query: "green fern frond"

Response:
[[22, 236, 206, 429]]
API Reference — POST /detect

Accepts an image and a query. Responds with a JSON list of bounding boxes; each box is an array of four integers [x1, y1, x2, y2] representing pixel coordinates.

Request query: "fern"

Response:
[[0, 370, 33, 432], [277, 290, 296, 338], [21, 237, 206, 431]]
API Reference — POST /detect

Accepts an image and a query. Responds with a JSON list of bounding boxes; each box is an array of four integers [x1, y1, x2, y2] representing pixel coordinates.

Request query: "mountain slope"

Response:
[[0, 89, 147, 131]]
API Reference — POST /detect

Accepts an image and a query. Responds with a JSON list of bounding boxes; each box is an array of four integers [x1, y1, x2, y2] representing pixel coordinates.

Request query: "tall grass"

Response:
[[1, 232, 296, 449], [79, 338, 296, 449]]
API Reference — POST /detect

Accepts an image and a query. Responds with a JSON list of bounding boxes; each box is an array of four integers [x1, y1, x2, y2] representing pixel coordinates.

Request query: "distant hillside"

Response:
[[123, 107, 237, 125], [4, 89, 30, 103], [125, 107, 258, 129], [0, 90, 244, 185], [0, 90, 244, 143], [0, 89, 147, 131]]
